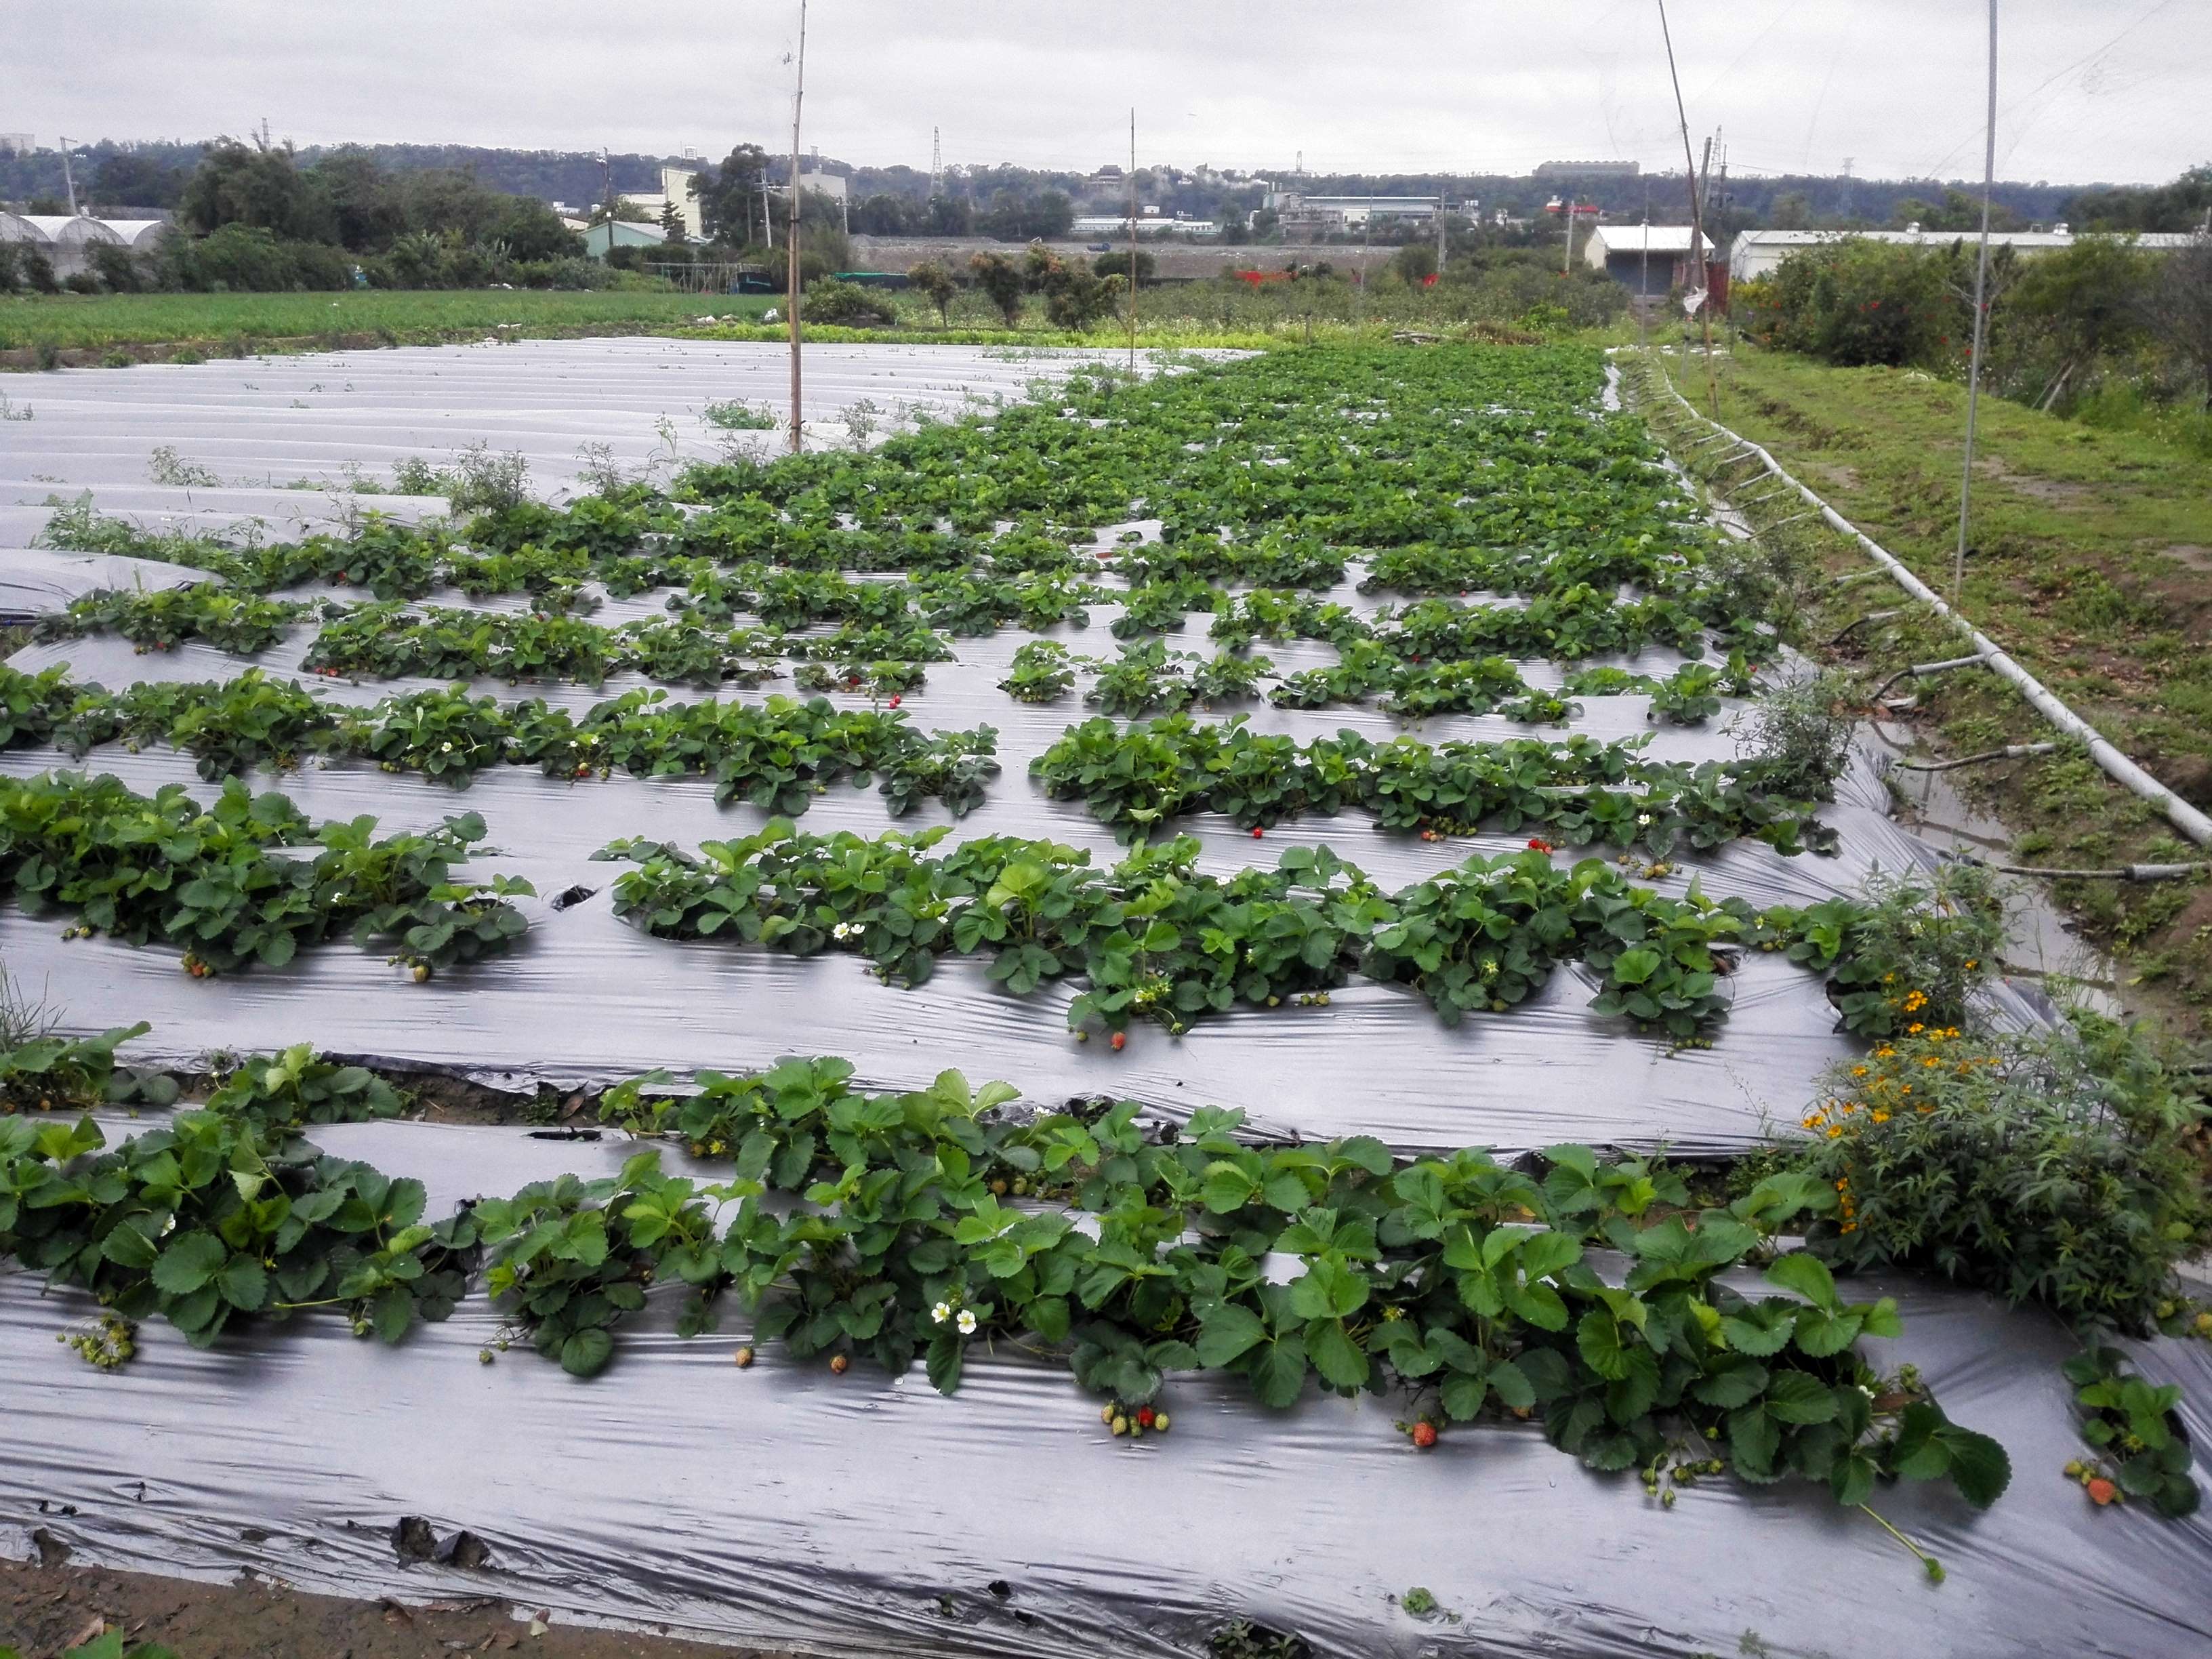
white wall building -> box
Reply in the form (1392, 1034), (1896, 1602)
(1730, 226), (2201, 283)
(610, 165), (706, 239)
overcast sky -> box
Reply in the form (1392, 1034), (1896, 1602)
(14, 0), (2209, 186)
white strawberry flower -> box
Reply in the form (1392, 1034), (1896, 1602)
(1636, 812), (1653, 826)
(931, 1301), (951, 1324)
(957, 1308), (978, 1335)
(441, 741), (454, 753)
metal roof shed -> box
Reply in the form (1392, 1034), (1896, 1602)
(1582, 224), (1700, 295)
(581, 220), (670, 260)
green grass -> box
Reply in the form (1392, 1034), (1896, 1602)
(1637, 339), (2212, 1033)
(1, 276), (1590, 363)
(0, 288), (777, 354)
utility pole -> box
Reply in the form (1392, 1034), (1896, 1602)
(1656, 0), (1719, 415)
(1694, 136), (1719, 407)
(598, 150), (615, 260)
(788, 0), (808, 455)
(58, 137), (78, 215)
(930, 127), (943, 200)
(1435, 190), (1448, 281)
(1952, 0), (1998, 602)
(1128, 109), (1139, 375)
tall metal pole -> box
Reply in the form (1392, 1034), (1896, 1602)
(1657, 0), (1718, 413)
(58, 138), (78, 216)
(1952, 0), (1999, 602)
(1639, 216), (1650, 349)
(787, 0), (808, 455)
(1128, 109), (1138, 374)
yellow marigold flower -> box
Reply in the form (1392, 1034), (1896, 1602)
(1826, 1125), (1843, 1139)
(1922, 1057), (1940, 1067)
(1871, 1109), (1890, 1123)
(1963, 960), (1978, 970)
(1908, 1023), (1925, 1034)
(1851, 1065), (1869, 1078)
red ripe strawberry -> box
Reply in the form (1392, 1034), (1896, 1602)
(1412, 1421), (1438, 1450)
(1250, 826), (1263, 838)
(1136, 1406), (1156, 1429)
(888, 695), (902, 708)
(2087, 1477), (2118, 1505)
(1109, 1031), (1126, 1051)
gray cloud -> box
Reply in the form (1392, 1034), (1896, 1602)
(19, 0), (2211, 184)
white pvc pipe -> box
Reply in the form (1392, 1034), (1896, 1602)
(1642, 353), (2212, 847)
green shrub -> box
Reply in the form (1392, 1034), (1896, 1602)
(1794, 1022), (2207, 1332)
(1739, 241), (1969, 367)
(800, 279), (896, 327)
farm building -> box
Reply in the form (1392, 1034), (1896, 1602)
(1580, 223), (1702, 293)
(1729, 224), (2203, 282)
(577, 218), (674, 258)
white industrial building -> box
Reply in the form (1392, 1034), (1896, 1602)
(1264, 192), (1440, 235)
(1730, 225), (2202, 283)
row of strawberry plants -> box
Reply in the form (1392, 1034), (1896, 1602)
(598, 827), (1966, 1042)
(2, 665), (1000, 817)
(1029, 716), (1838, 855)
(0, 770), (531, 978)
(0, 1107), (477, 1349)
(41, 493), (1094, 602)
(0, 1042), (2009, 1530)
(41, 587), (956, 692)
(1268, 642), (1753, 721)
(494, 1061), (2014, 1529)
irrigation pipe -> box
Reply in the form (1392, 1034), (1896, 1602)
(1639, 352), (2212, 848)
(1893, 741), (2059, 773)
(1870, 654), (1988, 705)
(1950, 855), (2211, 883)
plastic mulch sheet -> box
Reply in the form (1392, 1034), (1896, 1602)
(5, 340), (2201, 1658)
(4, 1120), (2210, 1659)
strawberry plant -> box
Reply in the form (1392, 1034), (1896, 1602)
(2064, 1344), (2199, 1517)
(205, 1042), (412, 1127)
(474, 1153), (754, 1373)
(0, 1107), (477, 1348)
(1111, 577), (1217, 639)
(1, 1021), (177, 1111)
(0, 771), (531, 977)
(40, 585), (312, 656)
(0, 662), (77, 749)
(1000, 639), (1077, 702)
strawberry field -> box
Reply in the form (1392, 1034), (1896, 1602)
(3, 339), (2207, 1658)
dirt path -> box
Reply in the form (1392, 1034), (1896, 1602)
(0, 1557), (787, 1659)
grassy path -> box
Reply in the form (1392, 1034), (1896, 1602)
(1645, 342), (2212, 1034)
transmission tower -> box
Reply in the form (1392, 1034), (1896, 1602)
(930, 127), (943, 199)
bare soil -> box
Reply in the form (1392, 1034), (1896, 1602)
(1, 1555), (788, 1659)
